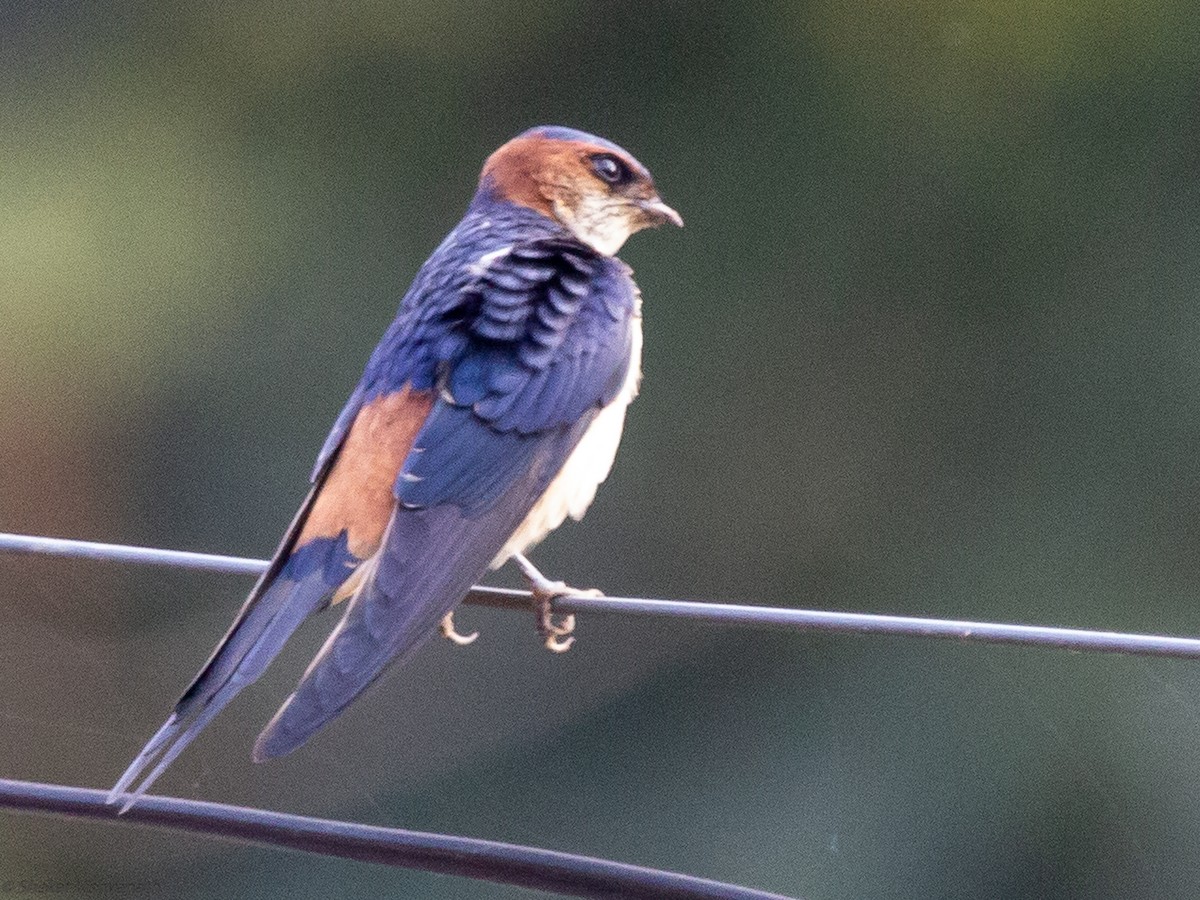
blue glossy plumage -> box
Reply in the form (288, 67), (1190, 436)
(310, 199), (567, 479)
(253, 422), (590, 761)
(316, 198), (637, 515)
(254, 196), (642, 757)
(176, 520), (358, 711)
(174, 537), (353, 708)
(113, 177), (647, 794)
(107, 479), (362, 807)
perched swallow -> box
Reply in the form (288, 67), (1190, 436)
(108, 126), (680, 808)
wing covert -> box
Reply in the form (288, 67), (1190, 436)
(252, 239), (642, 758)
(396, 240), (637, 513)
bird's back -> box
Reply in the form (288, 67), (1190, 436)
(109, 125), (676, 807)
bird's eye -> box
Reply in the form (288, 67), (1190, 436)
(591, 154), (629, 186)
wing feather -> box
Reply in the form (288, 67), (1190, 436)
(112, 210), (643, 792)
(255, 241), (639, 758)
(108, 389), (433, 806)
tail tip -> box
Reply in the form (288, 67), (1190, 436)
(251, 727), (286, 763)
(251, 692), (305, 763)
(104, 785), (143, 814)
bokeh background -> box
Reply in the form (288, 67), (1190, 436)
(4, 1), (1200, 897)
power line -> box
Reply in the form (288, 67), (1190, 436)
(0, 778), (791, 900)
(2, 531), (1200, 660)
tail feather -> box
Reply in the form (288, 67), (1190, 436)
(252, 480), (548, 761)
(107, 532), (354, 808)
(107, 714), (180, 805)
(252, 424), (588, 761)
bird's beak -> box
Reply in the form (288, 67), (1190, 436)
(635, 197), (684, 228)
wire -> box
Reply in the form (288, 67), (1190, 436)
(0, 532), (265, 576)
(2, 531), (1200, 660)
(3, 529), (1195, 898)
(0, 778), (791, 900)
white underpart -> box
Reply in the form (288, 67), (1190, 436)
(491, 302), (643, 568)
(556, 196), (639, 257)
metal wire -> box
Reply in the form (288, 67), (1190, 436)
(3, 530), (1200, 660)
(4, 528), (1198, 899)
(0, 778), (792, 900)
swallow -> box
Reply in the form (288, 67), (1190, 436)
(107, 125), (681, 809)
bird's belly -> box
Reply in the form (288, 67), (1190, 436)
(491, 314), (643, 567)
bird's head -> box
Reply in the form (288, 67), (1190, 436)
(478, 125), (682, 256)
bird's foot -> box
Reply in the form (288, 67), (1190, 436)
(439, 610), (479, 646)
(511, 553), (603, 654)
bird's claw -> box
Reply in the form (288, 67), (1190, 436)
(439, 610), (479, 646)
(535, 590), (577, 654)
(511, 552), (602, 654)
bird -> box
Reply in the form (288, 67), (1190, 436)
(107, 125), (681, 810)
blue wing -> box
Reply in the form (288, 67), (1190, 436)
(253, 238), (639, 759)
(108, 386), (436, 808)
(108, 462), (355, 807)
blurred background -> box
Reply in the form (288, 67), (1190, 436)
(3, 0), (1200, 897)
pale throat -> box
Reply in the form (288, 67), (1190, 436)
(553, 195), (640, 257)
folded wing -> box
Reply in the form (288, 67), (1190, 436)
(108, 387), (434, 807)
(110, 233), (639, 797)
(254, 240), (639, 759)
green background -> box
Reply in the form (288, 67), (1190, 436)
(4, 1), (1200, 897)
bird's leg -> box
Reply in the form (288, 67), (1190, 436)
(439, 610), (479, 646)
(510, 553), (603, 654)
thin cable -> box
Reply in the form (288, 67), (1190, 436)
(0, 532), (266, 575)
(3, 531), (1200, 660)
(0, 778), (791, 900)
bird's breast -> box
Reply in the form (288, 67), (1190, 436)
(491, 310), (643, 567)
